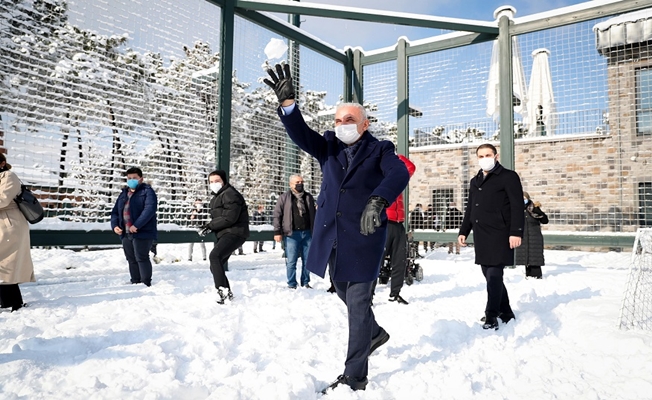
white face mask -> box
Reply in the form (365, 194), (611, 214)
(478, 157), (496, 171)
(335, 123), (361, 145)
(210, 182), (223, 193)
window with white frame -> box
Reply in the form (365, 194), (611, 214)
(636, 67), (652, 135)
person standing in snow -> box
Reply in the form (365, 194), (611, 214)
(199, 170), (249, 304)
(458, 144), (524, 330)
(514, 192), (549, 279)
(263, 63), (409, 393)
(273, 174), (316, 289)
(445, 202), (463, 255)
(409, 203), (425, 257)
(371, 154), (415, 305)
(0, 153), (34, 311)
(111, 167), (158, 287)
(251, 204), (267, 253)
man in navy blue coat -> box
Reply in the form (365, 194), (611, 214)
(458, 144), (524, 330)
(264, 63), (409, 393)
(111, 167), (158, 287)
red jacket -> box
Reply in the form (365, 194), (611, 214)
(385, 154), (415, 222)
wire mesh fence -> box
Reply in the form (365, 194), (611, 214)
(0, 0), (223, 226)
(406, 13), (651, 238)
(2, 0), (651, 249)
(0, 0), (342, 231)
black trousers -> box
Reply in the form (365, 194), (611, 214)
(209, 233), (246, 289)
(121, 236), (154, 286)
(481, 265), (513, 318)
(372, 221), (407, 297)
(330, 249), (382, 379)
(0, 284), (23, 309)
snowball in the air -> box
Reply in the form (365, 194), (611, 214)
(264, 38), (288, 60)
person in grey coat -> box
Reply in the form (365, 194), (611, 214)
(514, 192), (549, 279)
(458, 143), (524, 330)
(273, 175), (317, 289)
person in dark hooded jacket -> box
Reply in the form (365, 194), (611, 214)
(199, 170), (250, 304)
(514, 191), (549, 279)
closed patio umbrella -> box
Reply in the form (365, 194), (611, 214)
(486, 36), (528, 124)
(527, 48), (556, 136)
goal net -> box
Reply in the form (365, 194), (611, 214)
(619, 228), (652, 330)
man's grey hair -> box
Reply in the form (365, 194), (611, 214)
(289, 174), (303, 183)
(336, 102), (368, 121)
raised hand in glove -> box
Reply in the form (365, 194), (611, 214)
(262, 63), (296, 105)
(360, 196), (388, 236)
(198, 225), (212, 237)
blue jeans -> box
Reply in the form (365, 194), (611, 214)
(122, 236), (153, 286)
(284, 230), (312, 287)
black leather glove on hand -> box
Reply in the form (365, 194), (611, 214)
(198, 225), (211, 237)
(262, 63), (296, 104)
(360, 196), (388, 236)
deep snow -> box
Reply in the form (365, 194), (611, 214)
(1, 243), (651, 400)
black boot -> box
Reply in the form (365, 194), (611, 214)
(482, 316), (499, 330)
(217, 288), (227, 305)
(321, 374), (368, 394)
(389, 294), (409, 305)
(499, 312), (515, 324)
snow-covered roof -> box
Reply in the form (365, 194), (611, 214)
(593, 8), (652, 52)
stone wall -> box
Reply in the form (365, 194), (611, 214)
(407, 130), (648, 233)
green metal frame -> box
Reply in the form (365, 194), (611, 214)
(30, 230), (275, 247)
(31, 0), (649, 247)
(410, 231), (635, 248)
(234, 0), (499, 34)
(216, 1), (236, 171)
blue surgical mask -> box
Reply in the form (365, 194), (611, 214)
(127, 179), (140, 189)
(524, 199), (529, 205)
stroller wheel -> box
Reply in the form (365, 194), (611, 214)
(405, 273), (414, 286)
(415, 265), (424, 281)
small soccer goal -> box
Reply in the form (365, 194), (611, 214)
(619, 228), (652, 330)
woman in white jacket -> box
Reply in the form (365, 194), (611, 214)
(0, 153), (34, 311)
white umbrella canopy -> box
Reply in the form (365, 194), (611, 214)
(527, 48), (556, 136)
(486, 37), (529, 123)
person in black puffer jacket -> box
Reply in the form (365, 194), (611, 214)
(199, 170), (250, 304)
(514, 191), (549, 279)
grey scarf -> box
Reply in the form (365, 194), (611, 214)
(292, 189), (306, 216)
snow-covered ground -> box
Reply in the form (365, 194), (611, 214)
(1, 243), (651, 399)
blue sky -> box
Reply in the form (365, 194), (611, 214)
(294, 0), (588, 51)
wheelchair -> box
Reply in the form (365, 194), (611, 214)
(378, 232), (424, 286)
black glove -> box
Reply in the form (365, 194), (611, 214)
(360, 196), (388, 236)
(198, 225), (211, 237)
(262, 63), (296, 104)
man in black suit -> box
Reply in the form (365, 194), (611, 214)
(458, 144), (524, 330)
